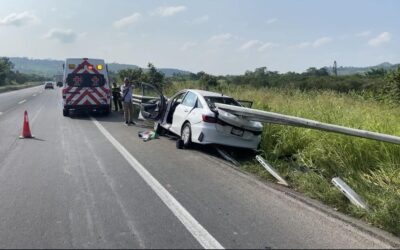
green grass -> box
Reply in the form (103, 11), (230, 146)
(166, 81), (400, 236)
(0, 82), (43, 93)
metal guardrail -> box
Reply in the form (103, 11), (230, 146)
(215, 103), (400, 145)
(132, 94), (155, 105)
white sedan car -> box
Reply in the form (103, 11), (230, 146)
(140, 83), (263, 150)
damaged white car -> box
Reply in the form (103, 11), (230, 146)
(139, 83), (263, 150)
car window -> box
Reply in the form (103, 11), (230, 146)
(173, 92), (186, 103)
(204, 96), (241, 109)
(181, 92), (197, 107)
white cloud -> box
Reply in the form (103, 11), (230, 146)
(44, 28), (77, 43)
(240, 40), (263, 50)
(152, 6), (187, 17)
(113, 13), (142, 29)
(207, 33), (233, 44)
(355, 30), (371, 37)
(368, 32), (391, 47)
(312, 37), (332, 47)
(181, 42), (197, 51)
(240, 40), (276, 51)
(193, 15), (209, 24)
(0, 11), (38, 27)
(290, 37), (332, 49)
(266, 18), (278, 24)
(258, 42), (275, 51)
(291, 42), (311, 49)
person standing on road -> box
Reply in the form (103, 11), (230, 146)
(112, 82), (122, 112)
(120, 77), (135, 126)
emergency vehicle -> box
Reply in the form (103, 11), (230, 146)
(62, 58), (111, 116)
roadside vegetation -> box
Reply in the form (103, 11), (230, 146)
(0, 57), (48, 93)
(161, 67), (400, 236)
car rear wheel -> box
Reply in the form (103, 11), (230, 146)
(63, 109), (69, 117)
(181, 123), (192, 148)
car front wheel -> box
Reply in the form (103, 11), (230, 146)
(181, 123), (192, 148)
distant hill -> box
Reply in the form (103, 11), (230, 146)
(7, 57), (191, 77)
(325, 62), (400, 76)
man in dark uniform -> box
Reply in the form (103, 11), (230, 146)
(112, 82), (122, 111)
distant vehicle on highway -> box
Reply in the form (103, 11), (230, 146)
(54, 74), (63, 87)
(61, 58), (112, 116)
(140, 83), (263, 150)
(44, 82), (54, 89)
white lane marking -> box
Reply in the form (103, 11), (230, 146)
(32, 94), (37, 97)
(0, 112), (3, 116)
(31, 106), (44, 125)
(18, 99), (27, 104)
(91, 117), (224, 250)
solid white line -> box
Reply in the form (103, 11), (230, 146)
(32, 94), (37, 97)
(91, 117), (224, 250)
(0, 112), (3, 116)
(18, 99), (27, 104)
(31, 106), (44, 125)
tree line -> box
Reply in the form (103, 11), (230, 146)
(0, 57), (48, 86)
(169, 66), (400, 104)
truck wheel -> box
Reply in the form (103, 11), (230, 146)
(63, 109), (69, 117)
(104, 106), (111, 116)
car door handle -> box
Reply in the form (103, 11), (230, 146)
(183, 109), (189, 112)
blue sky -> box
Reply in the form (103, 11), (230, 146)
(0, 0), (399, 75)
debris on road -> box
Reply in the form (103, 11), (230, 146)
(138, 130), (159, 142)
(215, 146), (240, 167)
(256, 155), (289, 186)
(331, 177), (369, 210)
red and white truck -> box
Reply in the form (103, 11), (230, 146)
(61, 58), (112, 116)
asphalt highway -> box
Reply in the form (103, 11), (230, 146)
(0, 86), (398, 248)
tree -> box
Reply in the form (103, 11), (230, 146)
(146, 63), (164, 85)
(198, 72), (217, 90)
(366, 68), (386, 77)
(143, 63), (165, 90)
(304, 67), (329, 76)
(0, 57), (14, 85)
(118, 68), (144, 83)
(383, 66), (400, 103)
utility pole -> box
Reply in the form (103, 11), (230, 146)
(333, 60), (338, 77)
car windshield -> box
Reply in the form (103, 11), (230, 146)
(66, 73), (105, 87)
(204, 96), (241, 109)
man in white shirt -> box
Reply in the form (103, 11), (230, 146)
(120, 77), (135, 125)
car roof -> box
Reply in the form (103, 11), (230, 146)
(187, 89), (231, 98)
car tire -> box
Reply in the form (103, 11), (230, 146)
(63, 109), (69, 117)
(176, 139), (184, 149)
(181, 122), (192, 148)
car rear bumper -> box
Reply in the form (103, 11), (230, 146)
(191, 122), (261, 149)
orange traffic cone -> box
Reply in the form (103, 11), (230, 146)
(19, 110), (34, 139)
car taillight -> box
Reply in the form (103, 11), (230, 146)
(202, 114), (217, 123)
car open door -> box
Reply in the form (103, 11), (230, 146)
(140, 83), (166, 121)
